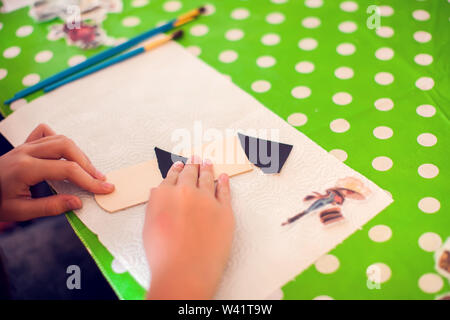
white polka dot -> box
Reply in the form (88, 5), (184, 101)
(298, 38), (318, 50)
(313, 295), (334, 300)
(417, 133), (437, 147)
(122, 16), (140, 27)
(296, 61), (315, 74)
(334, 67), (353, 79)
(413, 10), (430, 21)
(414, 31), (432, 43)
(163, 1), (181, 12)
(251, 80), (271, 93)
(10, 99), (27, 111)
(338, 21), (357, 33)
(231, 8), (249, 20)
(416, 104), (435, 117)
(367, 263), (391, 283)
(271, 0), (287, 3)
(418, 273), (443, 293)
(0, 69), (7, 80)
(305, 0), (323, 8)
(376, 26), (394, 38)
(111, 259), (127, 273)
(287, 113), (308, 126)
(418, 164), (439, 179)
(332, 92), (352, 105)
(22, 74), (40, 86)
(418, 197), (440, 214)
(302, 17), (321, 28)
(419, 232), (442, 252)
(375, 47), (394, 61)
(372, 156), (393, 171)
(373, 126), (393, 140)
(68, 55), (86, 66)
(329, 149), (347, 161)
(340, 1), (358, 12)
(414, 54), (433, 66)
(415, 77), (434, 91)
(261, 33), (280, 46)
(266, 12), (285, 24)
(3, 46), (21, 59)
(330, 119), (350, 133)
(379, 5), (394, 17)
(219, 50), (238, 63)
(369, 225), (392, 242)
(190, 24), (209, 36)
(336, 43), (355, 55)
(35, 50), (53, 63)
(225, 29), (244, 41)
(375, 72), (394, 85)
(315, 254), (339, 274)
(203, 4), (216, 16)
(374, 98), (394, 111)
(266, 288), (284, 300)
(291, 86), (311, 99)
(186, 46), (201, 56)
(0, 23), (2, 30)
(131, 0), (149, 7)
(257, 56), (276, 68)
(16, 25), (33, 37)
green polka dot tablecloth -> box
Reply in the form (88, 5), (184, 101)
(0, 0), (449, 300)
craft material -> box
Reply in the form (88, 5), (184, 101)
(237, 133), (293, 174)
(94, 159), (162, 213)
(154, 147), (188, 179)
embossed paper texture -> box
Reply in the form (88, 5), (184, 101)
(0, 42), (393, 299)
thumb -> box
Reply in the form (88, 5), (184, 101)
(216, 174), (231, 206)
(9, 195), (82, 221)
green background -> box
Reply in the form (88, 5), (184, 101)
(0, 0), (448, 299)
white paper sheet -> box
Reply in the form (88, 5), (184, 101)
(0, 42), (393, 299)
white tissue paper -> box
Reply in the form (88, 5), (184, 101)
(0, 42), (393, 299)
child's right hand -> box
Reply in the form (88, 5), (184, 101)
(143, 158), (235, 299)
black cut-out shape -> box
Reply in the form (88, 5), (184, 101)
(154, 147), (188, 178)
(237, 132), (293, 174)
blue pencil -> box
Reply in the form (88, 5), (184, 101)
(44, 31), (184, 93)
(4, 6), (205, 105)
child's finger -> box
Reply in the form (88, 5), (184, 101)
(31, 159), (114, 194)
(216, 173), (231, 205)
(160, 161), (184, 186)
(198, 159), (214, 193)
(27, 135), (105, 180)
(178, 156), (200, 186)
(25, 123), (56, 143)
(5, 195), (82, 221)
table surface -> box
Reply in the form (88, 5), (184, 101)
(0, 0), (448, 300)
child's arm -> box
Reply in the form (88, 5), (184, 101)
(0, 124), (114, 221)
(143, 158), (235, 300)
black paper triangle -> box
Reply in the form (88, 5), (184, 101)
(237, 133), (293, 174)
(154, 147), (188, 178)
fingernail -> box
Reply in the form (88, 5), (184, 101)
(189, 155), (201, 164)
(219, 173), (229, 183)
(67, 198), (82, 210)
(173, 161), (184, 169)
(203, 158), (212, 166)
(102, 182), (115, 191)
(95, 169), (106, 180)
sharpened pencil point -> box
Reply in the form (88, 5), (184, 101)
(198, 6), (206, 14)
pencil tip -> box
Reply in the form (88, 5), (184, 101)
(198, 6), (206, 14)
(172, 30), (184, 40)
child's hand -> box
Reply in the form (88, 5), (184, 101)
(144, 158), (235, 299)
(0, 124), (114, 221)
